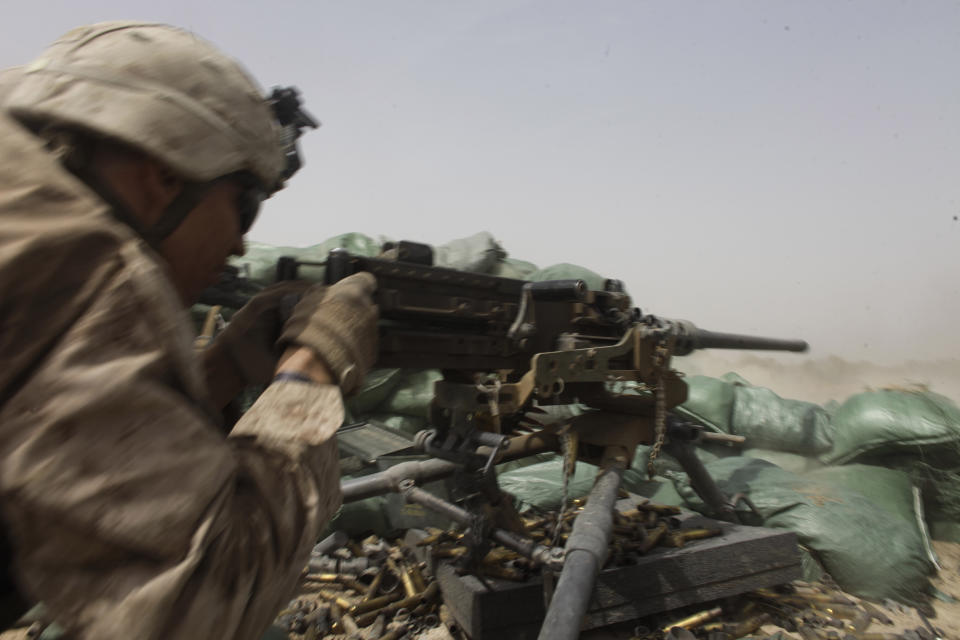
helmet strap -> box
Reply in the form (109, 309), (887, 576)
(39, 126), (215, 248)
(141, 182), (213, 246)
(61, 155), (153, 241)
(63, 152), (212, 249)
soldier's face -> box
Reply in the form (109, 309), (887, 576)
(160, 180), (247, 305)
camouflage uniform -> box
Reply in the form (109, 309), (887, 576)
(0, 25), (345, 640)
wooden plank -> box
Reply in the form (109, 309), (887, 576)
(435, 520), (801, 640)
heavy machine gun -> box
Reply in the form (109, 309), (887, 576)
(203, 241), (808, 640)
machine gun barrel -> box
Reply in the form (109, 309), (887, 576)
(687, 329), (808, 353)
(665, 319), (808, 356)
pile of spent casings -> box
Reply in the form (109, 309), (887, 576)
(423, 499), (723, 583)
(277, 532), (447, 640)
(273, 499), (727, 639)
(646, 582), (944, 640)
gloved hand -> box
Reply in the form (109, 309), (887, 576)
(279, 272), (378, 394)
(211, 280), (312, 386)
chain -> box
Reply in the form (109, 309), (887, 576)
(646, 340), (670, 479)
(552, 430), (578, 546)
(474, 375), (502, 418)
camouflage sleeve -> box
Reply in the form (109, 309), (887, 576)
(0, 241), (342, 640)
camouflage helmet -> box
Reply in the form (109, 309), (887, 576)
(4, 21), (289, 192)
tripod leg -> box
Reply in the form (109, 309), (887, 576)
(665, 439), (738, 522)
(537, 447), (627, 640)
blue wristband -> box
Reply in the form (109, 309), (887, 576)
(272, 371), (318, 385)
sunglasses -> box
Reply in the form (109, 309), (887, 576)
(229, 172), (267, 234)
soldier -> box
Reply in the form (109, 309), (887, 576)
(0, 22), (375, 639)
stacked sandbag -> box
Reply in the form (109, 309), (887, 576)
(668, 457), (934, 605)
(682, 373), (834, 455)
(823, 388), (960, 543)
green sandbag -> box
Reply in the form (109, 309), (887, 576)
(530, 263), (607, 291)
(496, 452), (558, 475)
(621, 444), (725, 493)
(805, 464), (919, 525)
(681, 375), (737, 433)
(431, 231), (506, 273)
(825, 389), (960, 464)
(346, 368), (404, 416)
(742, 448), (824, 474)
(679, 374), (832, 454)
(499, 460), (600, 511)
(365, 413), (428, 439)
(379, 370), (442, 419)
(821, 390), (960, 528)
(491, 257), (539, 280)
(232, 233), (381, 288)
(326, 495), (390, 537)
(730, 384), (833, 455)
(500, 453), (691, 512)
(671, 457), (932, 605)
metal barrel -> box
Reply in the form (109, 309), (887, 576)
(668, 319), (808, 356)
(691, 329), (808, 352)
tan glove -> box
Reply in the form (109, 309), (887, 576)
(279, 272), (378, 394)
(210, 280), (312, 386)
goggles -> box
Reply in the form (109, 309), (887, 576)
(228, 172), (267, 234)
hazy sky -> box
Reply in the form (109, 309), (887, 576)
(3, 1), (959, 364)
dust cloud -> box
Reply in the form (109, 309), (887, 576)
(678, 352), (960, 406)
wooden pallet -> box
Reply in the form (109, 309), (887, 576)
(433, 514), (801, 640)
